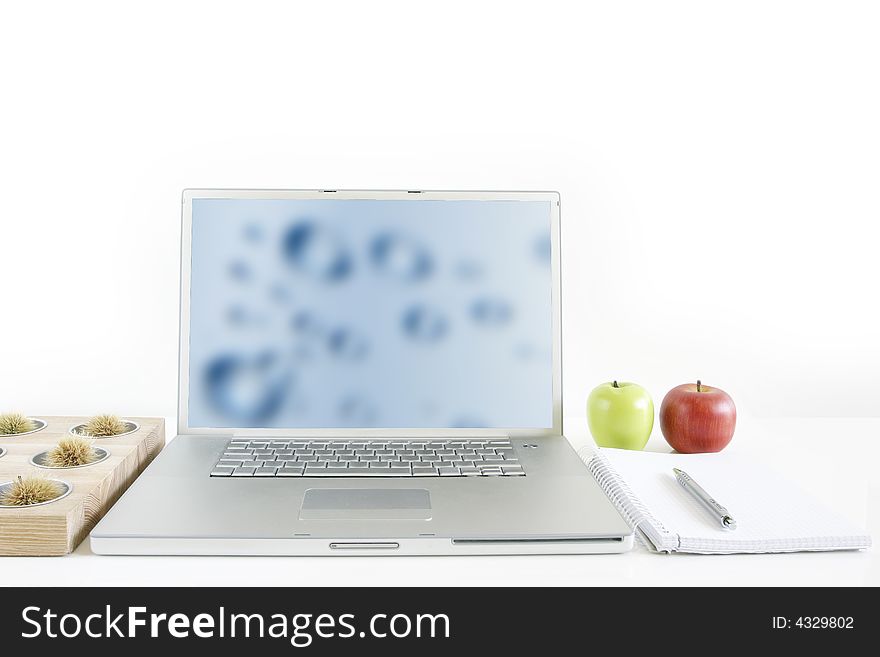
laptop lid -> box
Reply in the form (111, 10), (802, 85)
(178, 189), (562, 438)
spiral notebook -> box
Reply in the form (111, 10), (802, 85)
(581, 447), (872, 554)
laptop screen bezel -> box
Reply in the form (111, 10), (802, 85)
(178, 189), (562, 438)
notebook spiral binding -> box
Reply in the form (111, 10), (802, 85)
(585, 450), (673, 542)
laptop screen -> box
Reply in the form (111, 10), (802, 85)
(187, 197), (554, 429)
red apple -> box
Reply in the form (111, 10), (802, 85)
(659, 380), (736, 453)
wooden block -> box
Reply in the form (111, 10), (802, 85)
(0, 416), (164, 556)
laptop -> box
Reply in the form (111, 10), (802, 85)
(90, 189), (633, 555)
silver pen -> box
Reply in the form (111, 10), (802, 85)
(673, 468), (737, 530)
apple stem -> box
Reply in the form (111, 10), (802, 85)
(697, 380), (702, 392)
(612, 380), (619, 388)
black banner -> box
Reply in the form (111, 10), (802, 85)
(0, 587), (868, 653)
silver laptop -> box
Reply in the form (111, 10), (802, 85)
(90, 189), (632, 555)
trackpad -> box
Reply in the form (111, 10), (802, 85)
(299, 488), (432, 520)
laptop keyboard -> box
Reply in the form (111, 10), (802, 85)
(210, 438), (524, 478)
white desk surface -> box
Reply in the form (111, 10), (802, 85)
(2, 415), (877, 587)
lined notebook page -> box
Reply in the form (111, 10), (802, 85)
(585, 448), (871, 554)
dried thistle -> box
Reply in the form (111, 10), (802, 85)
(45, 435), (99, 468)
(83, 414), (129, 437)
(0, 475), (65, 506)
(0, 412), (35, 435)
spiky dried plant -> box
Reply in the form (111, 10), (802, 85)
(83, 414), (128, 437)
(0, 412), (35, 435)
(0, 475), (65, 506)
(45, 435), (99, 468)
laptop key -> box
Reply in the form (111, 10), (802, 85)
(309, 470), (410, 478)
(211, 466), (234, 477)
(231, 467), (257, 476)
(303, 465), (331, 475)
(254, 466), (278, 476)
(438, 466), (461, 476)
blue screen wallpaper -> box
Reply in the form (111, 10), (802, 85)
(188, 198), (553, 429)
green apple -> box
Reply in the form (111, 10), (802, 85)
(587, 381), (654, 450)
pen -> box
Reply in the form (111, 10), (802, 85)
(672, 468), (737, 530)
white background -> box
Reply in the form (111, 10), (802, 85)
(0, 1), (878, 585)
(2, 0), (878, 423)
